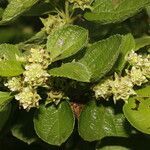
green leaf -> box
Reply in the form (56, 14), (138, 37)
(0, 0), (39, 24)
(96, 145), (129, 150)
(80, 35), (122, 81)
(34, 101), (75, 146)
(135, 36), (150, 51)
(136, 86), (150, 97)
(0, 44), (24, 76)
(114, 34), (135, 73)
(123, 96), (150, 134)
(84, 0), (150, 24)
(11, 110), (38, 145)
(78, 100), (129, 141)
(0, 8), (4, 18)
(0, 103), (11, 132)
(49, 62), (91, 82)
(0, 92), (13, 110)
(47, 25), (88, 61)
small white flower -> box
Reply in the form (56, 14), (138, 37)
(93, 79), (111, 100)
(27, 48), (50, 68)
(126, 50), (143, 67)
(23, 63), (50, 87)
(110, 74), (136, 102)
(69, 0), (93, 10)
(127, 67), (148, 86)
(15, 87), (41, 110)
(4, 77), (22, 92)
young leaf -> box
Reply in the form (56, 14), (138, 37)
(0, 92), (13, 110)
(0, 0), (39, 24)
(135, 36), (150, 51)
(11, 110), (38, 145)
(123, 96), (150, 134)
(34, 101), (75, 146)
(136, 86), (150, 97)
(84, 0), (150, 24)
(0, 103), (11, 132)
(0, 44), (24, 76)
(78, 100), (129, 141)
(79, 35), (122, 82)
(47, 25), (88, 61)
(49, 62), (91, 82)
(114, 34), (135, 73)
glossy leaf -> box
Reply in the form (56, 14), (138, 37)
(1, 0), (38, 24)
(0, 104), (11, 131)
(78, 100), (129, 141)
(49, 62), (91, 82)
(0, 92), (13, 110)
(80, 35), (122, 81)
(34, 101), (75, 146)
(123, 96), (150, 134)
(0, 44), (24, 76)
(47, 25), (88, 61)
(84, 0), (150, 24)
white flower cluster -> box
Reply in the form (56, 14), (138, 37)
(5, 48), (50, 110)
(93, 51), (150, 103)
(41, 15), (67, 34)
(68, 0), (93, 10)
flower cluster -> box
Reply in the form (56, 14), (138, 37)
(68, 0), (93, 10)
(5, 48), (51, 110)
(41, 15), (67, 34)
(93, 51), (150, 103)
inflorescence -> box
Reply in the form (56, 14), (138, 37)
(93, 51), (150, 103)
(5, 48), (51, 110)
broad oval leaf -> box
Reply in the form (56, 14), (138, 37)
(0, 0), (39, 24)
(78, 100), (129, 141)
(0, 44), (24, 76)
(0, 103), (11, 131)
(47, 25), (88, 61)
(49, 62), (91, 82)
(34, 101), (75, 146)
(84, 0), (150, 24)
(123, 96), (150, 134)
(0, 92), (13, 110)
(80, 35), (122, 82)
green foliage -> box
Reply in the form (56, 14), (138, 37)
(123, 86), (150, 134)
(0, 92), (13, 110)
(0, 44), (24, 76)
(84, 0), (150, 23)
(34, 101), (75, 146)
(0, 0), (149, 149)
(0, 0), (39, 24)
(47, 25), (88, 61)
(0, 104), (11, 132)
(78, 100), (129, 141)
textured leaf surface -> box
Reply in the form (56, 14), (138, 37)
(114, 34), (135, 73)
(47, 25), (88, 61)
(84, 0), (150, 23)
(34, 101), (75, 146)
(123, 96), (150, 134)
(11, 111), (38, 145)
(1, 0), (38, 24)
(80, 35), (122, 81)
(78, 100), (129, 141)
(49, 62), (91, 82)
(0, 44), (24, 76)
(135, 36), (150, 51)
(0, 104), (11, 131)
(0, 92), (13, 110)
